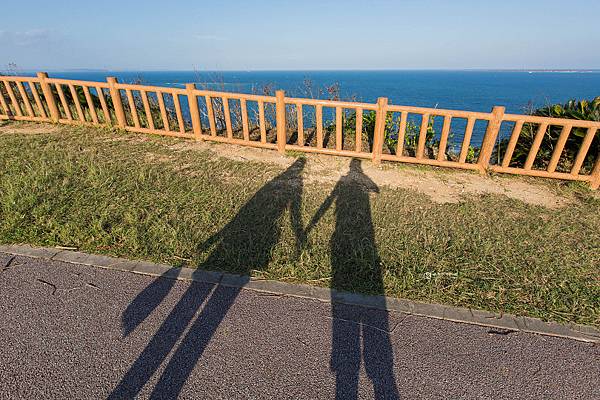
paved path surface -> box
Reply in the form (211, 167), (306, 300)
(0, 253), (598, 399)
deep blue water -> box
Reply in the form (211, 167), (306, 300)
(35, 70), (600, 114)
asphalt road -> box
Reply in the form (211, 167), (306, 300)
(0, 253), (598, 399)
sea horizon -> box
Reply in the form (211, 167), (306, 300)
(12, 68), (600, 74)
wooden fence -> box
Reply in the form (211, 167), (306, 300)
(1, 72), (599, 189)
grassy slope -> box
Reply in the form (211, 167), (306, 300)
(1, 122), (598, 327)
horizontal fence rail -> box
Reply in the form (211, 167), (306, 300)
(1, 73), (599, 189)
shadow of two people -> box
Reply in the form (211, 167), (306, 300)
(110, 158), (399, 400)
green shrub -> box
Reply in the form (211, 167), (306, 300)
(497, 97), (600, 172)
(343, 111), (442, 158)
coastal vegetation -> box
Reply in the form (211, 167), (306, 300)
(496, 97), (600, 173)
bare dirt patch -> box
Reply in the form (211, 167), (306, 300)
(0, 121), (61, 135)
(168, 139), (571, 209)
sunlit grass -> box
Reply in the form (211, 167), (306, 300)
(0, 122), (598, 327)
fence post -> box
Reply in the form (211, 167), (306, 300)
(275, 90), (286, 153)
(186, 83), (203, 141)
(107, 77), (126, 128)
(590, 153), (600, 190)
(372, 97), (388, 164)
(36, 72), (59, 122)
(478, 106), (505, 173)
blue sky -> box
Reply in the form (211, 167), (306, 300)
(3, 0), (600, 71)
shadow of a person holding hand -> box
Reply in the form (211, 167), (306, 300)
(110, 158), (306, 399)
(306, 159), (400, 399)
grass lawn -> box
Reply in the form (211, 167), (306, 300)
(1, 121), (599, 328)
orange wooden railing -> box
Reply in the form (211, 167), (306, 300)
(1, 73), (599, 189)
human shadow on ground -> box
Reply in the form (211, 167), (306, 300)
(307, 159), (400, 399)
(109, 158), (306, 399)
(121, 268), (180, 337)
(111, 157), (399, 399)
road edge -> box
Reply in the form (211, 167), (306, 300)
(1, 244), (598, 343)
